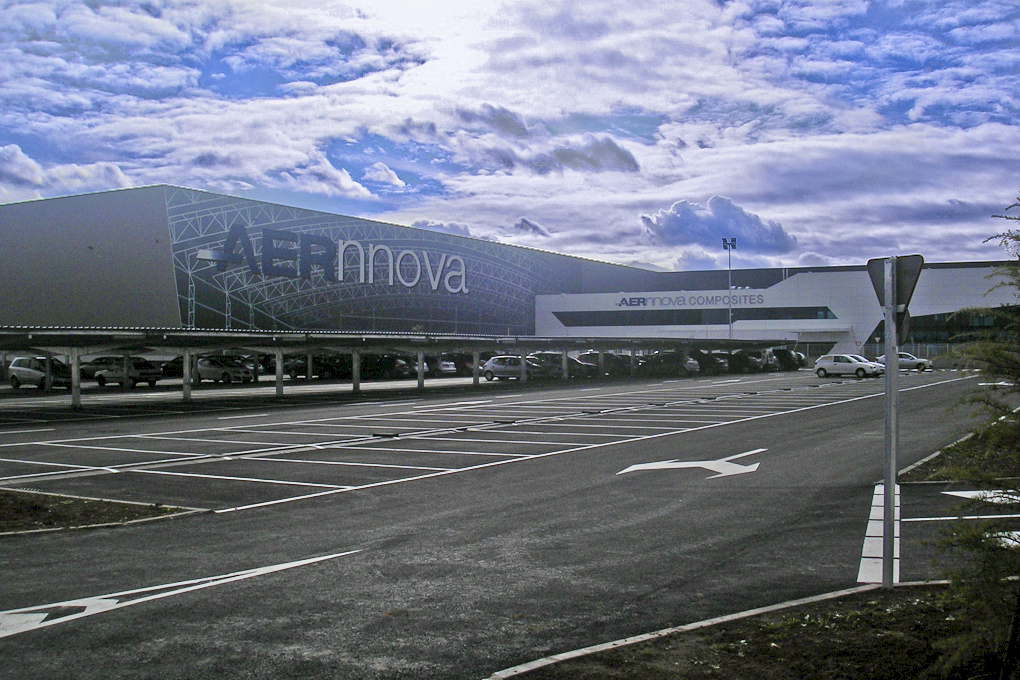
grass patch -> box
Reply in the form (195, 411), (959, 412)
(519, 585), (962, 680)
(0, 489), (185, 533)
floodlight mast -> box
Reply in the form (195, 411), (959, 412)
(722, 238), (736, 339)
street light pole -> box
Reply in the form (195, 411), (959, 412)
(722, 238), (737, 339)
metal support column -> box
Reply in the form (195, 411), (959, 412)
(275, 348), (284, 398)
(70, 347), (81, 410)
(561, 350), (569, 381)
(417, 350), (425, 389)
(352, 350), (361, 394)
(472, 350), (480, 387)
(182, 349), (192, 403)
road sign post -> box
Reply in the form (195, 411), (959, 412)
(882, 257), (899, 590)
(868, 254), (923, 590)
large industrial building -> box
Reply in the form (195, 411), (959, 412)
(0, 185), (1013, 357)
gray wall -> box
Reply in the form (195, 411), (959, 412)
(0, 186), (180, 327)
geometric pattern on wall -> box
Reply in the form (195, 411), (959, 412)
(164, 186), (583, 334)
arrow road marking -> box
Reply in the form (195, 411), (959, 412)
(617, 448), (765, 479)
(0, 549), (361, 639)
(943, 490), (1020, 504)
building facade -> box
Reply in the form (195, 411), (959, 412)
(0, 185), (1013, 353)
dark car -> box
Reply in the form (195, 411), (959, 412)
(161, 356), (185, 377)
(636, 351), (700, 378)
(727, 350), (764, 373)
(576, 351), (633, 377)
(528, 352), (566, 379)
(567, 357), (598, 378)
(772, 349), (802, 371)
(284, 354), (351, 379)
(690, 349), (728, 375)
(360, 354), (415, 380)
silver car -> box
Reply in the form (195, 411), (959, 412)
(481, 355), (544, 381)
(814, 354), (884, 378)
(195, 357), (254, 384)
(95, 357), (162, 388)
(876, 352), (932, 372)
(8, 356), (72, 389)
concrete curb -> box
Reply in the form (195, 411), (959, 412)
(484, 581), (947, 679)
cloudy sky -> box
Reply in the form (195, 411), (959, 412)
(2, 0), (1018, 271)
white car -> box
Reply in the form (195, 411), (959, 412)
(876, 352), (932, 372)
(195, 357), (254, 384)
(814, 354), (884, 378)
(95, 357), (163, 388)
(481, 355), (544, 381)
(8, 356), (72, 389)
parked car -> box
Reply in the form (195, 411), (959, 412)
(161, 356), (185, 378)
(8, 356), (72, 389)
(566, 357), (599, 378)
(728, 350), (765, 373)
(527, 352), (566, 378)
(814, 354), (884, 378)
(876, 352), (932, 372)
(690, 349), (728, 375)
(481, 355), (545, 381)
(772, 349), (803, 371)
(636, 351), (700, 378)
(195, 356), (254, 384)
(443, 352), (481, 376)
(95, 357), (163, 387)
(360, 355), (415, 380)
(80, 356), (122, 380)
(425, 355), (458, 378)
(575, 351), (633, 377)
(283, 354), (350, 379)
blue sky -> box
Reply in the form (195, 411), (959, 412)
(1, 0), (1018, 270)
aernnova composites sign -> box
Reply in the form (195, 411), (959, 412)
(615, 292), (767, 308)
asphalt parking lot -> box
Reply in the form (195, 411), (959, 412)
(1, 368), (1005, 680)
(2, 371), (926, 513)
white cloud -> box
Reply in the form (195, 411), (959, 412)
(0, 0), (1016, 272)
(0, 144), (131, 199)
(410, 218), (472, 237)
(642, 197), (797, 254)
(363, 161), (405, 187)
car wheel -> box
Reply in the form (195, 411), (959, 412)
(816, 368), (827, 377)
(129, 379), (137, 389)
(222, 372), (231, 384)
(856, 368), (867, 378)
(484, 370), (494, 381)
(916, 363), (925, 371)
(96, 374), (106, 387)
(242, 377), (252, 384)
(148, 379), (157, 387)
(37, 376), (47, 390)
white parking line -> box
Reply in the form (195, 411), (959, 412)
(244, 457), (452, 471)
(218, 413), (270, 420)
(131, 469), (351, 489)
(0, 428), (56, 435)
(323, 444), (530, 458)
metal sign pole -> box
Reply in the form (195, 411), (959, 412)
(883, 256), (898, 589)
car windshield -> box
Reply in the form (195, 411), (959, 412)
(850, 355), (869, 362)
